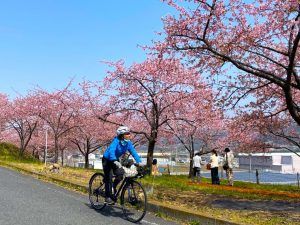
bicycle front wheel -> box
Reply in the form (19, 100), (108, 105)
(121, 180), (147, 223)
(89, 172), (106, 210)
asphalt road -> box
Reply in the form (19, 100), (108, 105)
(0, 167), (179, 225)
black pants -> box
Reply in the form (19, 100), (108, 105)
(192, 167), (201, 182)
(102, 157), (125, 198)
(211, 167), (220, 184)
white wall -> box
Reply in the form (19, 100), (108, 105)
(272, 155), (281, 165)
(238, 153), (300, 173)
(93, 160), (103, 169)
(292, 155), (300, 173)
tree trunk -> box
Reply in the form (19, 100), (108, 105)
(19, 139), (25, 158)
(44, 146), (46, 164)
(189, 151), (194, 178)
(54, 138), (59, 163)
(85, 154), (89, 169)
(147, 139), (156, 175)
(19, 147), (25, 158)
(188, 136), (195, 178)
(189, 141), (195, 178)
(61, 149), (64, 166)
(85, 140), (90, 169)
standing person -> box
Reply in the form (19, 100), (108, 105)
(192, 152), (201, 183)
(152, 159), (162, 176)
(210, 149), (220, 185)
(102, 126), (142, 204)
(223, 147), (234, 186)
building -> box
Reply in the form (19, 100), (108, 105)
(136, 152), (175, 165)
(238, 152), (300, 173)
(66, 150), (190, 169)
(66, 153), (98, 169)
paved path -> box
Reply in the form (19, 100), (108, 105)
(0, 167), (179, 225)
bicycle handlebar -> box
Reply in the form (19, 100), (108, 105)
(133, 163), (145, 167)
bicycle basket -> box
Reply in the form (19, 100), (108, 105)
(123, 165), (138, 177)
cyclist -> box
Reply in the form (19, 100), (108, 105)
(102, 126), (142, 204)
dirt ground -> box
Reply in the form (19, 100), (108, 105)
(149, 182), (300, 225)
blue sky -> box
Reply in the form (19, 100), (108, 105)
(0, 0), (173, 98)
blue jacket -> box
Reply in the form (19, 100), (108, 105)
(103, 137), (141, 163)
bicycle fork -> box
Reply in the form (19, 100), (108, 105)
(127, 184), (138, 204)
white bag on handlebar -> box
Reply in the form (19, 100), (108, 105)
(123, 165), (138, 177)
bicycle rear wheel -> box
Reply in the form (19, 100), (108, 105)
(89, 173), (106, 210)
(121, 180), (147, 223)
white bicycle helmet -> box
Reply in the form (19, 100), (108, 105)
(117, 126), (130, 136)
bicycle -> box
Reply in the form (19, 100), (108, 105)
(88, 164), (147, 223)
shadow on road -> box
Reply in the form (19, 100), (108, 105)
(85, 203), (125, 219)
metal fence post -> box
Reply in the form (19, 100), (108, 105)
(297, 172), (299, 189)
(221, 167), (224, 179)
(256, 169), (260, 185)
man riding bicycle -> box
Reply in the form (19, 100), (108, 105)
(102, 126), (142, 204)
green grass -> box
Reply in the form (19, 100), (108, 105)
(0, 142), (19, 158)
(0, 142), (39, 163)
(233, 179), (299, 192)
(141, 174), (299, 201)
(177, 174), (297, 192)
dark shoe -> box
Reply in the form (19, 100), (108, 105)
(104, 197), (114, 205)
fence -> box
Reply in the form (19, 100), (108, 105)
(213, 168), (300, 187)
(158, 163), (300, 188)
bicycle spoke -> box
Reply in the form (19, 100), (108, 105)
(89, 173), (106, 210)
(121, 180), (147, 223)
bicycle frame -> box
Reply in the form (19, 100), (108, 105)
(112, 176), (134, 200)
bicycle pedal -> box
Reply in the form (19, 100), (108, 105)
(104, 197), (114, 205)
(106, 201), (115, 205)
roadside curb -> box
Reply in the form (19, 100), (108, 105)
(0, 162), (239, 225)
(147, 200), (239, 225)
(0, 161), (88, 193)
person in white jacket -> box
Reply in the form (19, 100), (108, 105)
(192, 152), (201, 183)
(223, 148), (234, 186)
(210, 149), (220, 185)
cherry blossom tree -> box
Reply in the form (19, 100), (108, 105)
(0, 93), (9, 141)
(33, 86), (79, 163)
(1, 128), (19, 149)
(26, 127), (50, 161)
(5, 95), (40, 157)
(159, 0), (300, 128)
(262, 118), (300, 157)
(232, 110), (300, 157)
(68, 102), (113, 168)
(226, 121), (269, 153)
(91, 57), (206, 169)
(164, 95), (226, 176)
